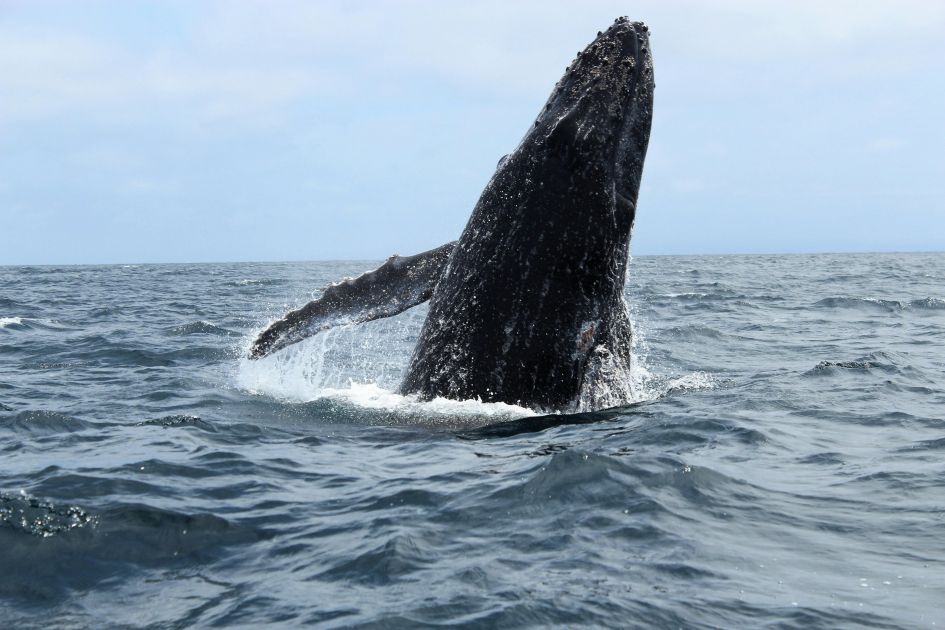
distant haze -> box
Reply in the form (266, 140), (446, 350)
(1, 0), (943, 264)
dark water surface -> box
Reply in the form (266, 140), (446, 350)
(1, 253), (943, 628)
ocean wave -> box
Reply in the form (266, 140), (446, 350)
(657, 292), (709, 299)
(0, 316), (25, 329)
(78, 346), (177, 367)
(814, 296), (945, 312)
(843, 470), (927, 492)
(811, 359), (892, 372)
(3, 254), (944, 627)
(86, 306), (124, 319)
(0, 410), (96, 434)
(29, 472), (162, 500)
(138, 414), (216, 431)
(0, 498), (270, 602)
(901, 436), (945, 451)
(661, 371), (718, 395)
(663, 325), (726, 340)
(225, 278), (288, 287)
(909, 297), (945, 310)
(806, 352), (903, 375)
(49, 334), (231, 366)
(651, 290), (749, 302)
(314, 533), (436, 586)
(96, 503), (271, 556)
(165, 346), (235, 362)
(0, 317), (76, 333)
(485, 449), (762, 526)
(629, 416), (766, 448)
(813, 296), (904, 311)
(487, 450), (665, 512)
(165, 321), (240, 337)
(796, 451), (845, 465)
(0, 492), (95, 538)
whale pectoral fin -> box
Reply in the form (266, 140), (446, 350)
(248, 241), (456, 359)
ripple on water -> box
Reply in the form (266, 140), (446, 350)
(313, 534), (436, 586)
(812, 296), (905, 312)
(804, 351), (905, 376)
(0, 500), (270, 601)
(909, 297), (945, 310)
(0, 492), (95, 538)
(0, 316), (27, 330)
(2, 254), (944, 627)
(0, 410), (96, 435)
(165, 321), (240, 337)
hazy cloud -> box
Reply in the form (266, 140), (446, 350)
(1, 0), (943, 262)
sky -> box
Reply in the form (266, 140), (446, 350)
(1, 0), (943, 264)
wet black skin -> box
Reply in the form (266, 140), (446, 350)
(400, 18), (654, 409)
(250, 18), (654, 411)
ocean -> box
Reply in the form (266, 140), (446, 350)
(1, 252), (942, 628)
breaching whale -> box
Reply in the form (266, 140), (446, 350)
(250, 18), (655, 411)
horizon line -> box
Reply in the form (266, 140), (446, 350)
(2, 248), (944, 268)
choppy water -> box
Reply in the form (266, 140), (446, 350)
(1, 252), (943, 628)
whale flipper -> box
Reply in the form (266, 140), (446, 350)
(249, 242), (455, 359)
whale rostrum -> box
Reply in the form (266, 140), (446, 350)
(250, 18), (655, 411)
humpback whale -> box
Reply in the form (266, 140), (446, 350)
(250, 18), (654, 411)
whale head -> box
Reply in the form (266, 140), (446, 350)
(523, 17), (654, 243)
(448, 17), (655, 301)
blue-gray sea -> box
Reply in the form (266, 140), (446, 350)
(1, 252), (943, 628)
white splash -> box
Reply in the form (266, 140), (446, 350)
(319, 382), (536, 419)
(662, 371), (717, 395)
(235, 307), (536, 422)
(236, 352), (535, 422)
(0, 317), (23, 328)
(237, 293), (711, 420)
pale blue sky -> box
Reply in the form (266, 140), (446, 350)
(1, 0), (943, 264)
